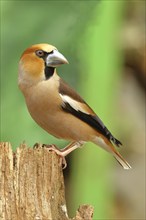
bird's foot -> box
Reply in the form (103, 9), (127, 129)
(42, 144), (67, 169)
(35, 141), (85, 169)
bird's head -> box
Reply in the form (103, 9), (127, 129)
(18, 43), (68, 90)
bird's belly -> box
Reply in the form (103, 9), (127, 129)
(26, 99), (95, 142)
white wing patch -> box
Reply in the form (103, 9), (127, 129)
(59, 94), (89, 114)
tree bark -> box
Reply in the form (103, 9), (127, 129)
(0, 142), (93, 220)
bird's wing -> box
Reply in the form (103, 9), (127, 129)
(59, 79), (122, 147)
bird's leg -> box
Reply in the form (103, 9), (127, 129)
(42, 141), (84, 156)
(42, 141), (85, 169)
(58, 141), (85, 156)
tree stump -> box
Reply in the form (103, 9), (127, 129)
(0, 142), (94, 220)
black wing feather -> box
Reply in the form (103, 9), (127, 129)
(62, 102), (122, 147)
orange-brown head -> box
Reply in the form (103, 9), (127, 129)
(18, 43), (68, 90)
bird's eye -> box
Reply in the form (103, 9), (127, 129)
(35, 50), (45, 57)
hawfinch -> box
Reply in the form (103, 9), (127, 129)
(18, 43), (131, 169)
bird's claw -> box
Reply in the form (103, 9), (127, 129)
(33, 143), (40, 149)
(61, 157), (67, 169)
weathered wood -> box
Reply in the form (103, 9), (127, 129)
(73, 205), (94, 220)
(0, 142), (93, 220)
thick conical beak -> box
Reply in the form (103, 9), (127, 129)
(46, 50), (68, 67)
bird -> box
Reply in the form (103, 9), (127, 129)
(18, 43), (131, 169)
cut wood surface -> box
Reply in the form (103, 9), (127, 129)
(0, 142), (93, 220)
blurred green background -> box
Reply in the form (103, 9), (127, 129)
(1, 1), (145, 219)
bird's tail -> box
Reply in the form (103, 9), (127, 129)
(93, 136), (131, 169)
(112, 148), (131, 169)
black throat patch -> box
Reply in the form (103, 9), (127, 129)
(44, 66), (55, 80)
